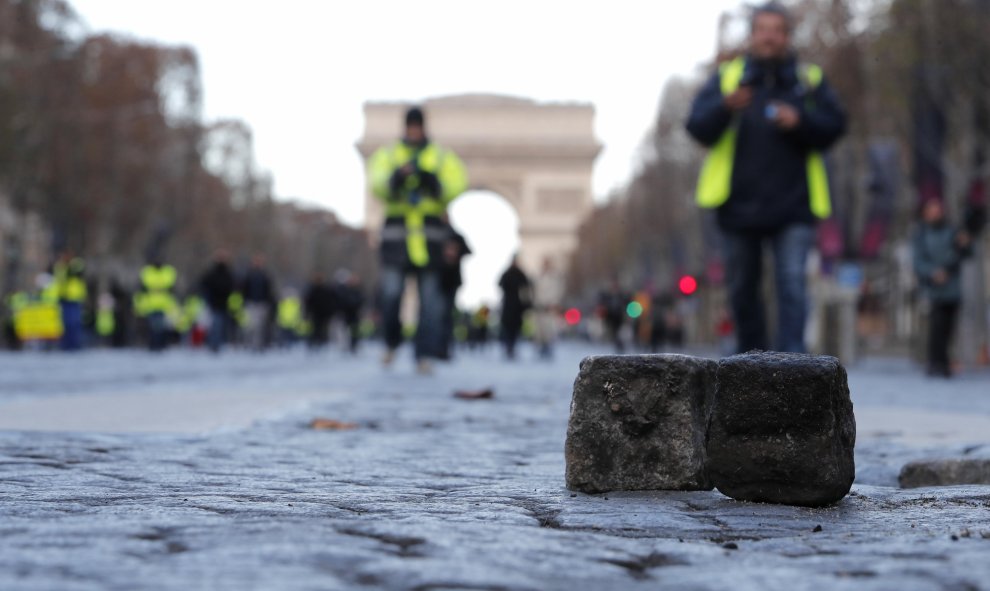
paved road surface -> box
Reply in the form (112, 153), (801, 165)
(1, 344), (989, 590)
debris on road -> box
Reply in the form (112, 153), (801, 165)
(309, 418), (359, 431)
(453, 388), (494, 400)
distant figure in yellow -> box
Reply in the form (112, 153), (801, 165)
(369, 106), (468, 374)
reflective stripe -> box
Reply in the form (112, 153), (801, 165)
(696, 57), (832, 219)
(405, 210), (430, 267)
(380, 224), (450, 242)
(807, 154), (831, 218)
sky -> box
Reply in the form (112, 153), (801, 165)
(68, 0), (745, 306)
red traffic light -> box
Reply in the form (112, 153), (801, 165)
(564, 308), (582, 325)
(678, 275), (698, 296)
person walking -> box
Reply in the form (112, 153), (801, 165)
(200, 250), (236, 353)
(532, 257), (565, 359)
(686, 2), (846, 353)
(303, 272), (335, 351)
(334, 269), (364, 354)
(913, 199), (973, 377)
(240, 254), (275, 352)
(52, 251), (87, 351)
(498, 255), (531, 360)
(439, 222), (471, 360)
(598, 277), (629, 353)
(368, 106), (468, 374)
(138, 258), (178, 352)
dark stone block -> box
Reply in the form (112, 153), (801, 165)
(706, 352), (856, 507)
(899, 459), (990, 488)
(565, 355), (718, 494)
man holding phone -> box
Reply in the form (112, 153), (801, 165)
(686, 2), (846, 353)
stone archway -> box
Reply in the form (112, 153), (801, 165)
(356, 94), (601, 275)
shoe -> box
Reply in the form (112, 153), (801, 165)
(382, 349), (396, 367)
(416, 359), (433, 375)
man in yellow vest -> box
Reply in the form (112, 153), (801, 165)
(369, 106), (468, 373)
(52, 251), (88, 351)
(686, 2), (846, 353)
(139, 258), (178, 352)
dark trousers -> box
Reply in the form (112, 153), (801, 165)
(60, 301), (84, 351)
(722, 224), (814, 353)
(380, 265), (446, 360)
(148, 311), (168, 352)
(928, 301), (960, 375)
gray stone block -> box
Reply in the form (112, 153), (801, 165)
(899, 459), (990, 488)
(706, 352), (856, 507)
(565, 354), (718, 494)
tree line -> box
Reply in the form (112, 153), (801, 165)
(0, 0), (374, 297)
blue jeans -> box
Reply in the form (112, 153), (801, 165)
(60, 301), (84, 351)
(722, 224), (814, 353)
(208, 307), (228, 352)
(148, 311), (167, 352)
(380, 265), (446, 360)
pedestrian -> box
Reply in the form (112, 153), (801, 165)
(469, 304), (490, 350)
(369, 106), (468, 374)
(138, 258), (178, 352)
(200, 249), (236, 353)
(440, 221), (471, 360)
(686, 2), (846, 353)
(303, 272), (335, 350)
(533, 257), (565, 359)
(52, 251), (87, 351)
(498, 255), (531, 360)
(240, 254), (275, 352)
(913, 199), (973, 378)
(598, 277), (628, 353)
(334, 269), (364, 354)
(649, 292), (671, 353)
(276, 289), (303, 348)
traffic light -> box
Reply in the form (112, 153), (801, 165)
(564, 307), (582, 326)
(626, 301), (643, 319)
(678, 275), (698, 296)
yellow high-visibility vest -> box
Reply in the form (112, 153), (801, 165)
(368, 141), (468, 267)
(277, 297), (302, 330)
(139, 265), (178, 315)
(54, 259), (88, 303)
(696, 57), (832, 220)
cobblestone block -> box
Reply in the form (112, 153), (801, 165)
(565, 355), (717, 493)
(706, 352), (856, 507)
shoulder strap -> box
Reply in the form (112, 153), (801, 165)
(799, 63), (823, 89)
(719, 57), (747, 96)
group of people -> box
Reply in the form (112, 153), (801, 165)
(3, 249), (365, 355)
(3, 3), (984, 376)
(685, 2), (983, 376)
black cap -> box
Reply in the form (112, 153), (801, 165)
(405, 106), (425, 127)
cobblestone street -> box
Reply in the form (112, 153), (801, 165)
(2, 344), (989, 590)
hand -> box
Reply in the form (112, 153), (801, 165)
(771, 102), (801, 130)
(932, 268), (949, 285)
(389, 168), (410, 193)
(724, 86), (753, 112)
(418, 170), (441, 197)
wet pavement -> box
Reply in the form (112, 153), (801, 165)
(1, 344), (989, 590)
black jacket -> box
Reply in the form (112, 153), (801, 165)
(686, 55), (846, 232)
(498, 265), (531, 330)
(200, 263), (235, 310)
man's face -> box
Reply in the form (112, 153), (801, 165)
(405, 123), (425, 144)
(923, 200), (945, 224)
(750, 12), (790, 60)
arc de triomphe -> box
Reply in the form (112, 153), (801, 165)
(356, 94), (601, 275)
